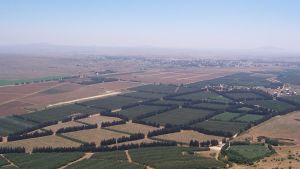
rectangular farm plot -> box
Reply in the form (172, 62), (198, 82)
(130, 84), (177, 94)
(44, 121), (84, 132)
(236, 107), (254, 113)
(234, 114), (265, 123)
(62, 128), (128, 145)
(107, 122), (158, 134)
(117, 105), (170, 120)
(173, 91), (232, 103)
(227, 144), (272, 162)
(224, 92), (265, 100)
(0, 135), (80, 152)
(0, 156), (9, 167)
(81, 96), (143, 110)
(281, 95), (300, 106)
(20, 104), (103, 123)
(129, 147), (226, 169)
(192, 102), (231, 110)
(66, 151), (145, 169)
(77, 115), (121, 125)
(154, 130), (223, 144)
(65, 158), (144, 169)
(0, 116), (38, 136)
(4, 152), (84, 169)
(141, 108), (215, 126)
(150, 99), (186, 106)
(191, 120), (249, 136)
(122, 91), (167, 100)
(245, 100), (295, 112)
(211, 112), (241, 121)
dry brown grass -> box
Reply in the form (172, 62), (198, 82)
(238, 111), (300, 144)
(111, 68), (244, 85)
(44, 121), (84, 132)
(0, 135), (80, 153)
(78, 115), (121, 125)
(63, 128), (128, 146)
(154, 130), (223, 144)
(113, 138), (155, 147)
(108, 122), (158, 134)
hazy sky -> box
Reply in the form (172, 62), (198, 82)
(1, 0), (299, 50)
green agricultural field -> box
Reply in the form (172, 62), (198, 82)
(224, 92), (264, 100)
(211, 112), (241, 121)
(150, 99), (186, 106)
(236, 107), (254, 112)
(176, 86), (199, 94)
(0, 165), (18, 169)
(81, 96), (143, 110)
(188, 73), (281, 88)
(4, 153), (84, 169)
(65, 151), (143, 169)
(20, 104), (104, 123)
(117, 105), (169, 119)
(0, 116), (38, 136)
(235, 114), (265, 123)
(281, 95), (300, 106)
(192, 102), (231, 110)
(0, 156), (9, 167)
(91, 151), (127, 161)
(191, 120), (249, 136)
(130, 84), (177, 94)
(225, 144), (272, 164)
(141, 108), (214, 126)
(65, 159), (143, 169)
(245, 100), (295, 112)
(122, 91), (167, 100)
(129, 146), (226, 169)
(0, 76), (65, 86)
(276, 69), (300, 85)
(173, 91), (232, 103)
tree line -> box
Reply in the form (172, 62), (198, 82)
(189, 139), (219, 147)
(101, 133), (145, 146)
(0, 147), (25, 154)
(56, 124), (97, 134)
(31, 141), (177, 153)
(132, 119), (160, 128)
(100, 111), (129, 121)
(7, 130), (53, 142)
(147, 127), (180, 137)
(101, 120), (126, 128)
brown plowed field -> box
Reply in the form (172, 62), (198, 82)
(111, 68), (239, 85)
(0, 81), (142, 116)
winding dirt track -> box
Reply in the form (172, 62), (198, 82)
(57, 153), (93, 169)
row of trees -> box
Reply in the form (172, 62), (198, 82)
(100, 111), (129, 121)
(31, 141), (177, 153)
(0, 137), (2, 142)
(189, 139), (219, 147)
(134, 105), (178, 120)
(147, 127), (180, 137)
(73, 114), (90, 120)
(101, 120), (126, 128)
(7, 130), (53, 142)
(0, 147), (25, 153)
(132, 119), (160, 127)
(9, 116), (58, 136)
(56, 124), (97, 134)
(117, 133), (145, 143)
(101, 133), (145, 146)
